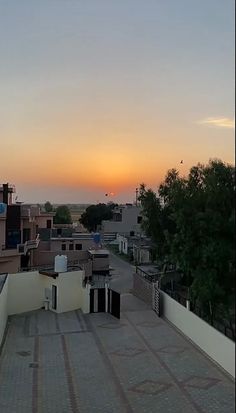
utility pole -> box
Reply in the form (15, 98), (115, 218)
(135, 187), (138, 206)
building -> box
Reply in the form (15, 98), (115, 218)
(33, 230), (100, 267)
(0, 183), (54, 273)
(117, 233), (153, 264)
(101, 204), (143, 235)
(0, 183), (111, 280)
(0, 248), (111, 346)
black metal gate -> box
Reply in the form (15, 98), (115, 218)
(90, 288), (106, 313)
(108, 289), (120, 319)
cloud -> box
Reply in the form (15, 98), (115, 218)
(198, 117), (235, 129)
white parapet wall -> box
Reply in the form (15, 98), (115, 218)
(7, 269), (85, 315)
(81, 283), (90, 314)
(0, 276), (8, 347)
(51, 270), (83, 313)
(161, 291), (235, 378)
(8, 271), (44, 315)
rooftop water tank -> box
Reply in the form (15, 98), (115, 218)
(54, 255), (67, 273)
(93, 232), (101, 244)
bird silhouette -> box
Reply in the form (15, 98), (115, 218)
(180, 160), (183, 164)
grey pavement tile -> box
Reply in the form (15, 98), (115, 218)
(0, 286), (235, 413)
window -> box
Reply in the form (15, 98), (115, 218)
(61, 243), (66, 251)
(130, 231), (135, 236)
(75, 244), (82, 250)
(57, 228), (62, 236)
(69, 244), (74, 250)
(46, 220), (52, 229)
(137, 216), (142, 224)
(6, 230), (21, 249)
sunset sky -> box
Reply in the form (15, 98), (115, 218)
(0, 0), (234, 204)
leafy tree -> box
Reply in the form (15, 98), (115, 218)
(138, 184), (167, 263)
(44, 201), (53, 212)
(54, 205), (72, 224)
(139, 159), (235, 322)
(79, 203), (116, 232)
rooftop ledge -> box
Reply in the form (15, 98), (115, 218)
(39, 265), (83, 278)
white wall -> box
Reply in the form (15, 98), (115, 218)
(0, 276), (8, 346)
(7, 269), (85, 315)
(81, 283), (90, 314)
(53, 270), (83, 313)
(102, 206), (142, 234)
(161, 291), (235, 378)
(8, 271), (44, 315)
(117, 234), (128, 254)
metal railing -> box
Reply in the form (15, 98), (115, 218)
(161, 283), (235, 342)
(135, 266), (160, 283)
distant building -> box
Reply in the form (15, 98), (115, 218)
(34, 230), (97, 267)
(0, 183), (54, 273)
(0, 184), (110, 277)
(117, 233), (153, 264)
(101, 204), (143, 235)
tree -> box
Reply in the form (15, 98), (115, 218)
(54, 205), (72, 224)
(139, 159), (235, 322)
(44, 201), (53, 212)
(138, 184), (167, 263)
(79, 203), (116, 232)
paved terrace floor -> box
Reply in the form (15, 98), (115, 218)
(0, 253), (235, 413)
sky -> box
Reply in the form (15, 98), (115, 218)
(0, 0), (234, 204)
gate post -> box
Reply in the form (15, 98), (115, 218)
(105, 282), (109, 312)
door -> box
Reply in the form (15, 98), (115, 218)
(108, 289), (120, 319)
(90, 288), (106, 313)
(52, 285), (57, 310)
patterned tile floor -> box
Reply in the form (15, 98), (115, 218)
(0, 293), (234, 413)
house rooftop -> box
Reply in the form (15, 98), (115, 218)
(0, 300), (234, 412)
(39, 263), (83, 277)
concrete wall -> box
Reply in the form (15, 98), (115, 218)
(0, 254), (21, 274)
(50, 271), (83, 313)
(7, 269), (85, 315)
(133, 247), (151, 264)
(7, 271), (44, 315)
(81, 283), (90, 314)
(117, 234), (128, 254)
(133, 273), (153, 305)
(50, 238), (93, 252)
(102, 206), (142, 234)
(92, 256), (109, 272)
(161, 291), (235, 378)
(35, 215), (53, 228)
(0, 276), (8, 347)
(33, 247), (89, 266)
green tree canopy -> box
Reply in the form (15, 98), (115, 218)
(54, 205), (72, 224)
(44, 201), (53, 212)
(139, 159), (235, 321)
(79, 203), (116, 232)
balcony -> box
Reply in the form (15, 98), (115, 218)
(17, 234), (40, 255)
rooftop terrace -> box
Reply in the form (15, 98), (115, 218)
(0, 294), (234, 413)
